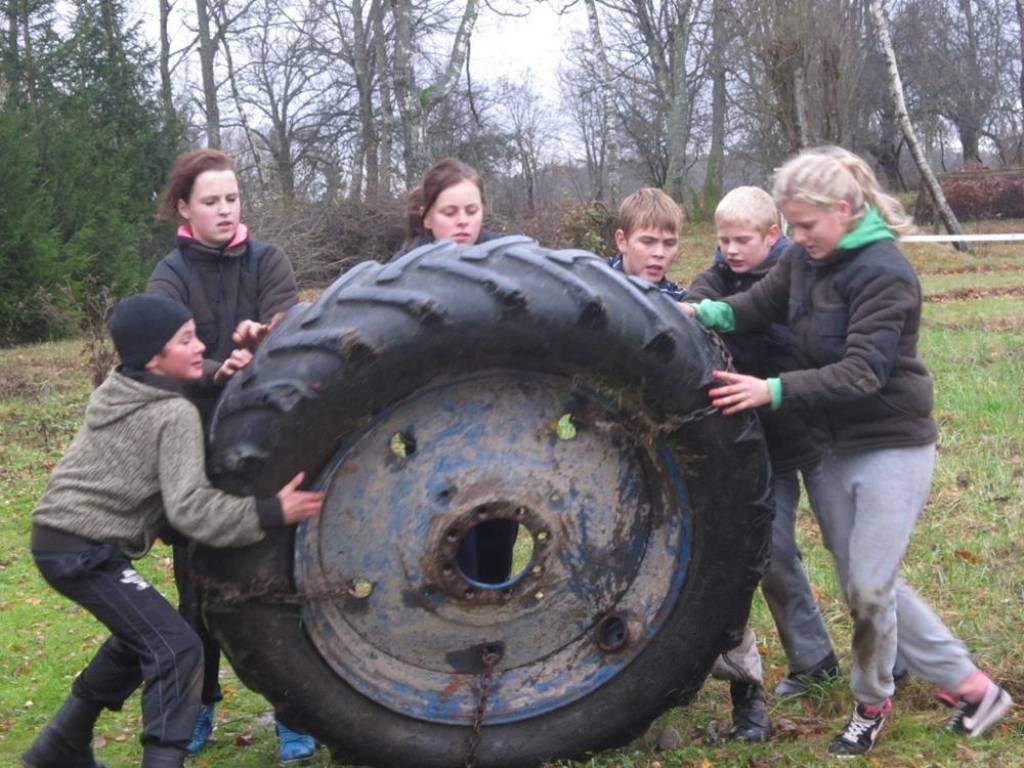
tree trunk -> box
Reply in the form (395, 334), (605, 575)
(196, 0), (221, 148)
(220, 27), (266, 190)
(665, 0), (693, 201)
(957, 123), (982, 166)
(583, 0), (618, 203)
(351, 0), (379, 199)
(1015, 0), (1023, 161)
(820, 37), (843, 144)
(389, 0), (417, 185)
(955, 0), (983, 165)
(158, 0), (174, 121)
(389, 0), (479, 185)
(868, 0), (968, 251)
(4, 1), (18, 100)
(703, 0), (726, 216)
(97, 0), (123, 64)
(19, 0), (35, 105)
(793, 63), (810, 148)
(372, 0), (394, 196)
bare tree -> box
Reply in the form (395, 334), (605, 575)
(495, 77), (553, 214)
(231, 0), (336, 200)
(372, 0), (395, 195)
(1018, 0), (1024, 113)
(195, 0), (221, 146)
(560, 52), (610, 201)
(702, 0), (727, 212)
(868, 0), (968, 250)
(583, 0), (618, 202)
(389, 0), (479, 183)
(158, 0), (175, 120)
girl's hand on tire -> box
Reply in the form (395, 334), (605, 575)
(277, 472), (325, 524)
(232, 320), (270, 350)
(214, 348), (254, 384)
(233, 312), (286, 351)
(708, 370), (770, 415)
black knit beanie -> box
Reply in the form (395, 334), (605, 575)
(108, 294), (193, 370)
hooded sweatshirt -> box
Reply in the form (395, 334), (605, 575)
(32, 371), (281, 558)
(687, 236), (820, 471)
(148, 224), (298, 378)
(692, 208), (935, 450)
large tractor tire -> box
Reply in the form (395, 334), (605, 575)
(193, 237), (772, 768)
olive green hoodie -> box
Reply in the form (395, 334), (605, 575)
(33, 371), (280, 558)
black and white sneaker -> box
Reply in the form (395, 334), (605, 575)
(827, 700), (891, 757)
(947, 683), (1013, 737)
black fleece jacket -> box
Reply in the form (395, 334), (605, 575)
(723, 239), (936, 451)
(688, 237), (820, 471)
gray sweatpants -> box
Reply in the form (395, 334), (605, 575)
(812, 444), (976, 704)
(712, 463), (835, 684)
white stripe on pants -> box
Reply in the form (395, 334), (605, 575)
(812, 444), (975, 704)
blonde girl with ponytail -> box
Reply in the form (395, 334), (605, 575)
(682, 146), (1011, 757)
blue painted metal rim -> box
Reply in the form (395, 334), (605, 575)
(295, 370), (693, 725)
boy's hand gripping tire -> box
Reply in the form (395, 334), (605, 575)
(194, 237), (773, 768)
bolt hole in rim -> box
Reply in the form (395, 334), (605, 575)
(295, 370), (691, 724)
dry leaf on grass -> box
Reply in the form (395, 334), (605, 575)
(955, 549), (981, 564)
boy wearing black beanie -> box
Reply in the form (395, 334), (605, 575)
(23, 294), (323, 768)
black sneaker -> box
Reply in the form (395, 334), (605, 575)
(946, 683), (1013, 737)
(773, 651), (841, 698)
(827, 700), (890, 757)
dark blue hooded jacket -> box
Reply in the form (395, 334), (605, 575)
(606, 256), (688, 301)
(688, 236), (820, 471)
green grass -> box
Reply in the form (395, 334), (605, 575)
(2, 224), (1023, 767)
(921, 270), (1024, 295)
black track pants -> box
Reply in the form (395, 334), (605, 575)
(33, 544), (202, 749)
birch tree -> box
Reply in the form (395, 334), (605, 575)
(868, 0), (968, 250)
(389, 0), (479, 184)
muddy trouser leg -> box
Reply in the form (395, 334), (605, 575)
(760, 464), (836, 674)
(710, 626), (764, 685)
(811, 445), (976, 705)
(35, 544), (203, 750)
(173, 543), (222, 705)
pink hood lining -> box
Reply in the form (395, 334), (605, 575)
(176, 222), (249, 250)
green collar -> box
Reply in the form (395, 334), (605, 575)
(837, 207), (895, 250)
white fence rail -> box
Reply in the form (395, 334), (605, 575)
(901, 233), (1024, 243)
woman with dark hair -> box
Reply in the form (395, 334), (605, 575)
(393, 158), (519, 583)
(394, 157), (503, 258)
(147, 148), (318, 765)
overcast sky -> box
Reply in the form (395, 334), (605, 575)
(469, 2), (586, 98)
(133, 1), (587, 102)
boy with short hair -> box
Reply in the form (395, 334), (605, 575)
(607, 187), (688, 300)
(608, 188), (774, 741)
(689, 186), (840, 706)
(24, 294), (323, 768)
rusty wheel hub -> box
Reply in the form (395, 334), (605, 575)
(296, 370), (691, 724)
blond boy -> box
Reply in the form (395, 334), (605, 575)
(690, 186), (840, 735)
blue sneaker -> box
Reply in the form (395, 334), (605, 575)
(275, 720), (316, 765)
(184, 703), (215, 754)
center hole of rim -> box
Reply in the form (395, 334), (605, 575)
(455, 512), (535, 587)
